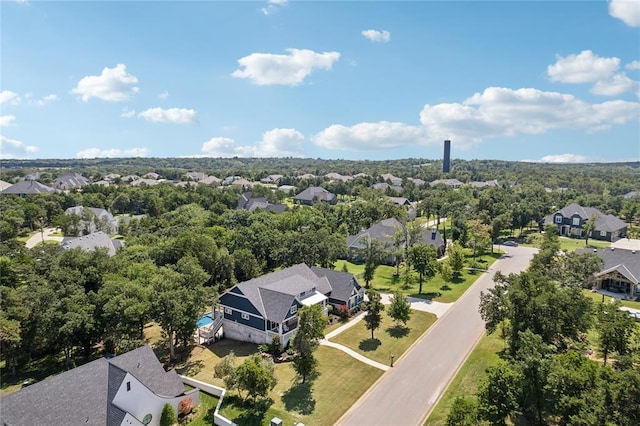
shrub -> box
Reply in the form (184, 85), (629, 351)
(160, 403), (177, 426)
(337, 304), (351, 320)
(258, 344), (269, 354)
(269, 335), (282, 355)
(178, 397), (194, 417)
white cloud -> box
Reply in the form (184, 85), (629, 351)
(201, 137), (238, 157)
(0, 135), (38, 158)
(120, 107), (136, 118)
(312, 121), (427, 151)
(31, 93), (59, 106)
(232, 48), (340, 86)
(72, 64), (139, 102)
(201, 128), (304, 157)
(626, 60), (640, 70)
(138, 107), (197, 124)
(590, 73), (640, 97)
(609, 0), (640, 27)
(0, 115), (16, 127)
(262, 0), (287, 15)
(0, 90), (20, 105)
(419, 87), (640, 148)
(537, 153), (590, 163)
(361, 29), (391, 43)
(547, 50), (620, 83)
(158, 90), (169, 100)
(75, 147), (149, 158)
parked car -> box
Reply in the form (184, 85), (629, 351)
(503, 240), (518, 247)
(627, 311), (640, 322)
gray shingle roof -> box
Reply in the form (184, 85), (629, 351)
(1, 180), (56, 195)
(311, 266), (364, 304)
(545, 203), (627, 233)
(0, 345), (184, 426)
(224, 264), (354, 322)
(346, 218), (444, 252)
(61, 231), (120, 256)
(54, 172), (90, 190)
(293, 186), (336, 203)
(577, 247), (640, 285)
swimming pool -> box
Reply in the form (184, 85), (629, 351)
(197, 313), (213, 328)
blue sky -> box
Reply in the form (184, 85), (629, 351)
(1, 0), (639, 162)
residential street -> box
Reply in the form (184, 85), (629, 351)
(337, 246), (538, 426)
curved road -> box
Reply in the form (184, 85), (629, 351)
(337, 246), (537, 426)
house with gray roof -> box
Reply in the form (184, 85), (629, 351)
(61, 231), (123, 256)
(199, 175), (222, 185)
(1, 180), (56, 195)
(218, 264), (364, 346)
(293, 186), (337, 205)
(54, 172), (91, 190)
(429, 178), (463, 188)
(346, 218), (445, 264)
(65, 205), (118, 235)
(372, 182), (403, 194)
(543, 203), (627, 242)
(237, 192), (286, 214)
(0, 345), (198, 426)
(260, 174), (284, 184)
(380, 173), (402, 186)
(577, 247), (640, 300)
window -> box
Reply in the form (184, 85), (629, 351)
(600, 230), (607, 237)
(126, 381), (131, 391)
(241, 313), (249, 320)
(554, 215), (562, 224)
(224, 307), (232, 315)
(290, 305), (297, 314)
(572, 217), (580, 226)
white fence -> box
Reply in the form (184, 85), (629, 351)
(179, 375), (236, 426)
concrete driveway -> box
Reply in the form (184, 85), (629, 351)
(337, 246), (538, 426)
(611, 238), (640, 251)
(379, 293), (452, 317)
(25, 227), (63, 249)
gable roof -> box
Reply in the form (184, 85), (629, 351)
(2, 180), (56, 195)
(429, 178), (463, 187)
(577, 247), (640, 285)
(546, 203), (626, 233)
(311, 266), (364, 304)
(0, 180), (13, 191)
(221, 264), (336, 322)
(61, 231), (121, 256)
(0, 345), (184, 426)
(294, 186), (336, 203)
(54, 172), (90, 189)
(346, 218), (444, 251)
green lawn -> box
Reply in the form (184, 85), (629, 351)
(217, 345), (383, 426)
(581, 289), (640, 310)
(330, 310), (437, 365)
(335, 250), (502, 303)
(516, 231), (610, 252)
(425, 332), (505, 426)
(185, 391), (219, 426)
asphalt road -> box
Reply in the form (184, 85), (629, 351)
(337, 246), (538, 426)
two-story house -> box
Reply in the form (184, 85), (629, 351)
(543, 203), (627, 242)
(218, 264), (364, 346)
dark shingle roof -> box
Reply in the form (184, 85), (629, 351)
(0, 345), (183, 426)
(223, 264), (347, 322)
(577, 247), (640, 285)
(545, 203), (626, 233)
(311, 266), (364, 304)
(1, 180), (56, 195)
(61, 231), (119, 256)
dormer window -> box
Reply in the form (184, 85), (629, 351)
(290, 305), (297, 314)
(554, 215), (562, 224)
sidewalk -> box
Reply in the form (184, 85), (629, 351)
(379, 293), (453, 317)
(320, 339), (390, 371)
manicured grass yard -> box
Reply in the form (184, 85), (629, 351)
(335, 250), (502, 303)
(217, 345), (383, 426)
(330, 310), (437, 365)
(425, 332), (505, 426)
(581, 289), (640, 310)
(185, 390), (219, 426)
(517, 231), (610, 252)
